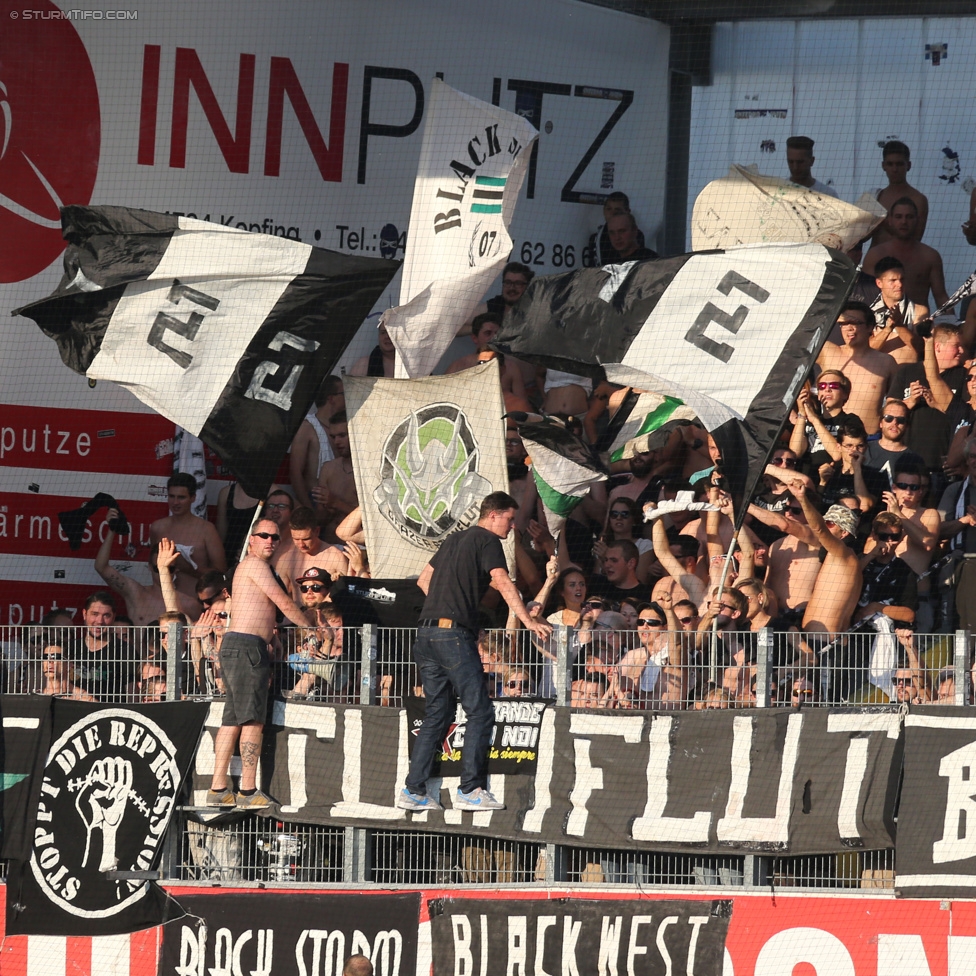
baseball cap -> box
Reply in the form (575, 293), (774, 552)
(295, 567), (329, 583)
(823, 505), (859, 537)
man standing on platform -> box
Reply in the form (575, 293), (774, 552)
(398, 492), (552, 812)
(206, 518), (311, 809)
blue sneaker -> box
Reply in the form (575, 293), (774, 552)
(396, 788), (443, 811)
(456, 787), (504, 811)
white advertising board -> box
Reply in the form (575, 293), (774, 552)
(0, 0), (668, 622)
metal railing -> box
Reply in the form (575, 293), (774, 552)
(1, 623), (971, 709)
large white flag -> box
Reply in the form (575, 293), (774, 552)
(383, 79), (538, 378)
(345, 361), (511, 578)
(692, 164), (885, 251)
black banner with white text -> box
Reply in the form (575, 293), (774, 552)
(158, 891), (421, 976)
(895, 707), (976, 897)
(428, 897), (732, 976)
(189, 702), (901, 855)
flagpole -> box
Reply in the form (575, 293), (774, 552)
(709, 536), (739, 688)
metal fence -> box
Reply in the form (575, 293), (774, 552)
(4, 622), (964, 710)
(0, 622), (927, 892)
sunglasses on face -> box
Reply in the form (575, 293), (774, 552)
(771, 457), (797, 467)
(214, 611), (229, 619)
(609, 510), (632, 518)
(584, 601), (607, 610)
(200, 595), (219, 607)
(252, 532), (280, 541)
(43, 653), (63, 661)
(299, 583), (326, 593)
(882, 414), (908, 425)
(638, 617), (664, 627)
(818, 381), (844, 391)
(876, 531), (903, 542)
(720, 604), (738, 614)
(677, 615), (696, 625)
(893, 482), (921, 492)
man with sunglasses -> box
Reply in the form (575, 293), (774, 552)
(286, 566), (347, 699)
(882, 460), (940, 577)
(207, 519), (312, 810)
(856, 513), (917, 622)
(866, 399), (925, 486)
(790, 372), (857, 475)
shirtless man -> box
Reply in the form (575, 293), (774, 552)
(149, 473), (226, 601)
(446, 313), (526, 399)
(882, 460), (940, 576)
(650, 517), (706, 607)
(95, 510), (201, 625)
(348, 323), (396, 377)
(869, 257), (928, 364)
(275, 506), (355, 599)
(817, 301), (898, 434)
(754, 496), (820, 612)
(872, 141), (928, 246)
(863, 199), (950, 308)
(288, 376), (344, 510)
(261, 490), (295, 568)
(793, 484), (862, 635)
(315, 411), (358, 534)
(206, 518), (311, 809)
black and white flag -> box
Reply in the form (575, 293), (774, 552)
(5, 699), (208, 936)
(494, 243), (856, 515)
(14, 206), (398, 497)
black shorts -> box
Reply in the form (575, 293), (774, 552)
(219, 632), (271, 726)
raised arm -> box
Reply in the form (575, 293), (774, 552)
(94, 512), (139, 603)
(922, 336), (954, 412)
(156, 537), (182, 614)
(794, 482), (848, 557)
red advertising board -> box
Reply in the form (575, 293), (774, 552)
(3, 885), (976, 976)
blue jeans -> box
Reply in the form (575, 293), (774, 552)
(406, 626), (495, 796)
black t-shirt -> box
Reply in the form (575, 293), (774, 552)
(586, 577), (650, 606)
(888, 363), (966, 468)
(858, 556), (917, 609)
(802, 409), (858, 473)
(820, 464), (889, 512)
(422, 526), (507, 632)
(749, 489), (791, 547)
(70, 634), (135, 702)
(864, 442), (926, 487)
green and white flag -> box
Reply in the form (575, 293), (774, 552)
(608, 392), (699, 463)
(518, 418), (606, 537)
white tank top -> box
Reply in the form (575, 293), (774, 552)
(307, 413), (335, 476)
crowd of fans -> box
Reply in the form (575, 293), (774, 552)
(12, 140), (976, 711)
